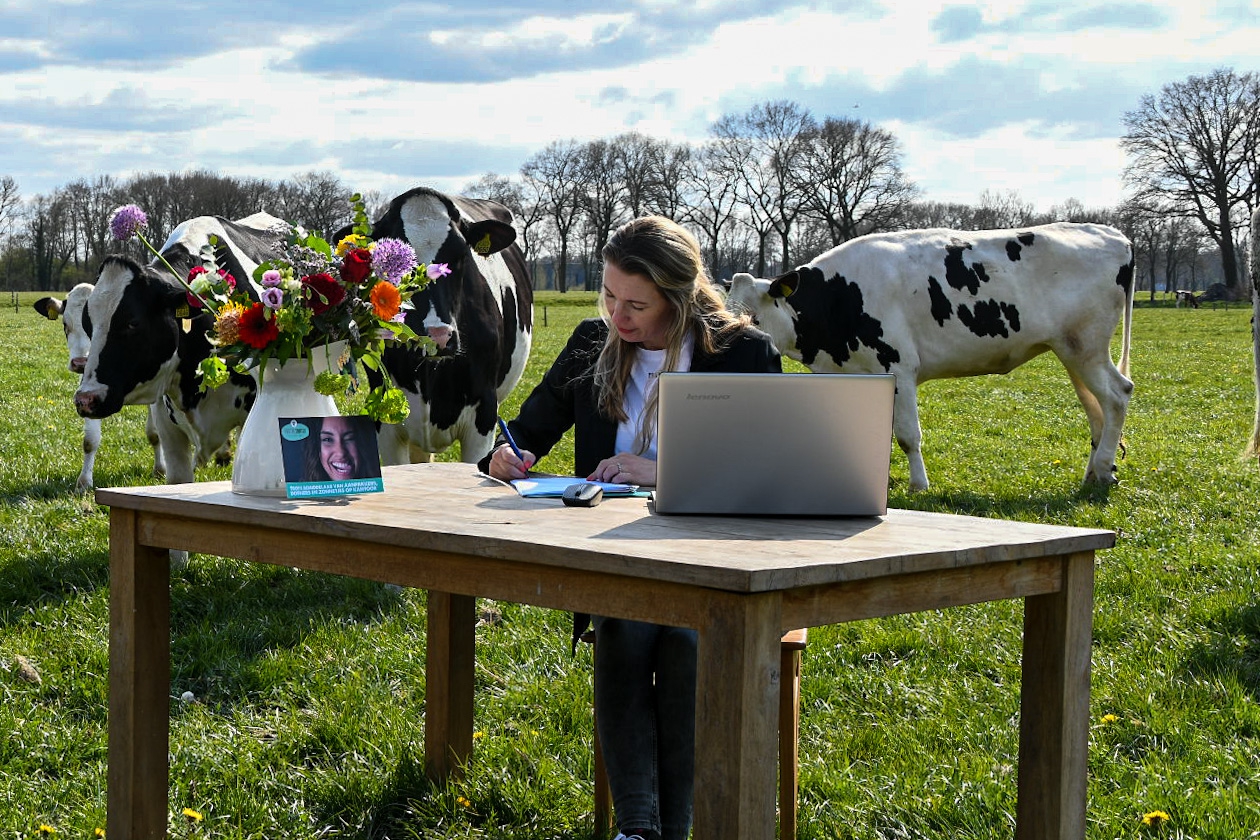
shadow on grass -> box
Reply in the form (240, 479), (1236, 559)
(1184, 601), (1260, 706)
(889, 480), (1115, 520)
(0, 546), (110, 625)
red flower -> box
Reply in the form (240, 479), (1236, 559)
(187, 265), (207, 282)
(340, 248), (372, 285)
(301, 272), (346, 315)
(238, 303), (279, 349)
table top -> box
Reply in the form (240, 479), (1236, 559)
(97, 463), (1113, 594)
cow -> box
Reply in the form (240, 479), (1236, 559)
(1174, 290), (1201, 308)
(345, 186), (533, 464)
(74, 213), (287, 487)
(724, 222), (1135, 491)
(1246, 208), (1260, 459)
(34, 284), (163, 490)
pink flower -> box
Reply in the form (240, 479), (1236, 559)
(109, 204), (147, 241)
(261, 269), (282, 287)
(260, 287), (284, 309)
(426, 262), (452, 280)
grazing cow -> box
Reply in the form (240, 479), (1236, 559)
(725, 222), (1135, 491)
(1174, 290), (1201, 308)
(74, 214), (287, 485)
(34, 284), (163, 490)
(348, 186), (533, 463)
(1247, 209), (1260, 458)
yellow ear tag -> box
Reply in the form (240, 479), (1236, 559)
(474, 233), (492, 256)
(175, 303), (190, 318)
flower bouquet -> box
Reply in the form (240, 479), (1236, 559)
(108, 196), (445, 424)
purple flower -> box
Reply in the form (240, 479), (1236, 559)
(426, 262), (452, 280)
(109, 204), (148, 241)
(261, 269), (282, 287)
(372, 238), (418, 285)
(260, 287), (285, 309)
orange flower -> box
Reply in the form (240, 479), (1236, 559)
(370, 280), (402, 321)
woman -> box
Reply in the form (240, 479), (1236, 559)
(303, 415), (368, 481)
(480, 216), (781, 840)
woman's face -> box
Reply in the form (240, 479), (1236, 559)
(602, 261), (672, 351)
(319, 416), (361, 480)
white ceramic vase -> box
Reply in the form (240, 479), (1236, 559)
(231, 341), (346, 496)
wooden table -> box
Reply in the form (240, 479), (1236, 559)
(98, 462), (1113, 839)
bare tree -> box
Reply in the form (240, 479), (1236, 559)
(711, 100), (814, 274)
(1122, 67), (1260, 292)
(580, 139), (628, 290)
(25, 193), (76, 291)
(463, 172), (546, 283)
(522, 140), (585, 292)
(277, 171), (353, 237)
(681, 142), (742, 275)
(973, 189), (1036, 229)
(793, 116), (918, 246)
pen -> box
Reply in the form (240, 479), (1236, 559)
(497, 417), (530, 469)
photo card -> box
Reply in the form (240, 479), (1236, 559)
(279, 414), (384, 498)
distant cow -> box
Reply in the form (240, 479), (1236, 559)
(34, 284), (162, 490)
(1174, 290), (1200, 308)
(725, 222), (1135, 490)
(1246, 209), (1260, 459)
(348, 186), (533, 463)
(75, 214), (286, 484)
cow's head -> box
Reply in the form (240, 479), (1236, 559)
(360, 187), (517, 355)
(74, 256), (202, 419)
(35, 283), (95, 373)
(725, 271), (801, 356)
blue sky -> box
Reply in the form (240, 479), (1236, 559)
(2, 0), (1257, 212)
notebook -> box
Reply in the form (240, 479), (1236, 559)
(653, 372), (895, 516)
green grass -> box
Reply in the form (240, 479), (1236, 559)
(3, 290), (1260, 838)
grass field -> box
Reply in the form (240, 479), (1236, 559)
(2, 290), (1260, 838)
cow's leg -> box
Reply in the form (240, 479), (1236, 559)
(145, 405), (165, 477)
(78, 418), (102, 492)
(1065, 360), (1132, 485)
(1067, 372), (1105, 458)
(377, 422), (414, 466)
(892, 375), (929, 491)
(152, 409), (194, 569)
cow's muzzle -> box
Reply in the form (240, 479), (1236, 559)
(427, 325), (453, 351)
(74, 388), (106, 418)
(69, 357), (88, 374)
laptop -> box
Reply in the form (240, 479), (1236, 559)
(653, 372), (895, 516)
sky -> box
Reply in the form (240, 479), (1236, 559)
(2, 0), (1259, 214)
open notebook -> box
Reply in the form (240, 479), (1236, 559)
(653, 372), (895, 516)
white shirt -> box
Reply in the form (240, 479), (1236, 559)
(615, 334), (694, 458)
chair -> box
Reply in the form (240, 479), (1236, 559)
(585, 627), (808, 840)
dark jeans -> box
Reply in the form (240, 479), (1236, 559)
(592, 616), (698, 840)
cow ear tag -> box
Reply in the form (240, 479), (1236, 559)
(474, 233), (492, 256)
(174, 303), (191, 318)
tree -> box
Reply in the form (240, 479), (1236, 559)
(579, 139), (627, 290)
(277, 171), (353, 237)
(792, 116), (918, 246)
(973, 189), (1035, 229)
(681, 142), (742, 276)
(1121, 67), (1260, 292)
(711, 100), (814, 274)
(522, 140), (585, 293)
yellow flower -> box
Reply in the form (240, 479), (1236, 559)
(1142, 810), (1170, 826)
(213, 301), (246, 346)
(182, 807), (203, 822)
(473, 730), (486, 739)
(335, 233), (367, 257)
(94, 830), (105, 839)
(1101, 713), (1118, 723)
(37, 826), (55, 837)
(456, 795), (472, 808)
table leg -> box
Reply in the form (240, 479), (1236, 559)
(692, 594), (781, 840)
(1016, 551), (1094, 840)
(424, 591), (476, 782)
(107, 510), (171, 840)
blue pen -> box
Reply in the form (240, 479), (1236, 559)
(497, 417), (530, 469)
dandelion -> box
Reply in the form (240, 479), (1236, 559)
(456, 795), (472, 808)
(94, 829), (105, 838)
(426, 262), (452, 280)
(108, 204), (147, 240)
(370, 280), (402, 321)
(1101, 713), (1118, 723)
(473, 730), (486, 739)
(182, 807), (204, 823)
(1141, 810), (1170, 827)
(37, 825), (55, 836)
(371, 238), (418, 284)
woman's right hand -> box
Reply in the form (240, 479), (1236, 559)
(488, 443), (535, 480)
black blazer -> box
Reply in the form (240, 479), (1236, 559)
(478, 317), (782, 477)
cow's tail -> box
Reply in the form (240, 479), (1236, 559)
(1118, 250), (1135, 380)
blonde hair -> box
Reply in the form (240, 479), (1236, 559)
(594, 215), (751, 452)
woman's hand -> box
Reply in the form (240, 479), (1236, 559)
(590, 453), (655, 487)
(488, 443), (535, 480)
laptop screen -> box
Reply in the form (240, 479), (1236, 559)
(653, 372), (894, 516)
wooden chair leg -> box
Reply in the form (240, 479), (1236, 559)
(594, 702), (613, 837)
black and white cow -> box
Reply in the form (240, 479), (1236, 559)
(725, 222), (1135, 491)
(35, 284), (163, 490)
(352, 186), (533, 464)
(74, 214), (286, 485)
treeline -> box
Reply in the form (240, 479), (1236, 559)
(3, 68), (1257, 297)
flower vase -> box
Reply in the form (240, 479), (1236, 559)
(231, 342), (347, 496)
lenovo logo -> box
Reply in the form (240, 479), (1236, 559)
(686, 393), (731, 400)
